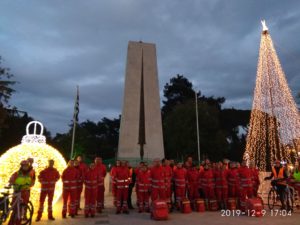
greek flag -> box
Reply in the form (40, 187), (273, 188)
(73, 86), (79, 123)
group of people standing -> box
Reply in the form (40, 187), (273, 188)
(110, 157), (261, 214)
(7, 155), (300, 224)
(7, 155), (107, 223)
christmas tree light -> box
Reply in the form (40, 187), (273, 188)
(0, 121), (67, 208)
(244, 20), (300, 171)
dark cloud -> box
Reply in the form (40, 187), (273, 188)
(0, 0), (299, 135)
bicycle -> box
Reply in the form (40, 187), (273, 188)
(267, 179), (294, 211)
(0, 186), (33, 225)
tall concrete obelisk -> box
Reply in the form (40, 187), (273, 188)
(118, 41), (164, 163)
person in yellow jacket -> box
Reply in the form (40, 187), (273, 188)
(8, 160), (33, 225)
(264, 160), (289, 210)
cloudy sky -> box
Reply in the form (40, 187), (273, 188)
(0, 0), (299, 135)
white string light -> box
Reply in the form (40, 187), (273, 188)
(244, 21), (300, 171)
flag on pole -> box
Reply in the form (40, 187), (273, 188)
(71, 85), (79, 159)
(73, 86), (79, 123)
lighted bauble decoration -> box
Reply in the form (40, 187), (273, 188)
(0, 121), (67, 208)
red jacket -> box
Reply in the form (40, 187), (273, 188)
(227, 168), (239, 187)
(38, 167), (60, 191)
(114, 166), (130, 189)
(150, 166), (166, 189)
(78, 162), (88, 178)
(84, 167), (100, 190)
(173, 167), (187, 188)
(199, 169), (215, 188)
(250, 168), (260, 187)
(96, 163), (107, 186)
(62, 166), (80, 189)
(164, 165), (173, 187)
(238, 166), (253, 188)
(187, 168), (199, 188)
(136, 169), (151, 192)
(214, 169), (229, 188)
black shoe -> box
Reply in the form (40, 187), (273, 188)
(70, 214), (75, 218)
(116, 211), (121, 214)
(85, 214), (89, 218)
(35, 217), (41, 222)
(123, 210), (129, 214)
(91, 214), (95, 218)
(48, 217), (55, 221)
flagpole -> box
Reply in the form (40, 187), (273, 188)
(70, 86), (79, 159)
(195, 90), (201, 164)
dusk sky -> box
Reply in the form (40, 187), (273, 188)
(0, 0), (299, 135)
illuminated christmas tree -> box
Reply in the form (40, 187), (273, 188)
(244, 21), (300, 171)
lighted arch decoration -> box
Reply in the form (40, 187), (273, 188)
(0, 121), (67, 208)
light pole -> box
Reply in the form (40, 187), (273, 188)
(195, 90), (201, 163)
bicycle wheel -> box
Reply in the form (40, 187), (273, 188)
(286, 187), (294, 212)
(20, 203), (33, 225)
(268, 188), (278, 210)
(27, 201), (34, 216)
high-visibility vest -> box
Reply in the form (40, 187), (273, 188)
(14, 172), (32, 191)
(272, 167), (284, 179)
(293, 169), (300, 182)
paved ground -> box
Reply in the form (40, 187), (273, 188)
(31, 193), (300, 225)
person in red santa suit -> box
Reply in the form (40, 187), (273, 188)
(75, 155), (88, 210)
(187, 164), (199, 207)
(83, 163), (100, 217)
(110, 160), (120, 207)
(238, 160), (253, 211)
(249, 161), (260, 197)
(199, 162), (215, 204)
(36, 160), (60, 222)
(173, 162), (187, 210)
(136, 163), (151, 213)
(115, 160), (130, 214)
(163, 159), (173, 210)
(214, 162), (229, 209)
(150, 158), (166, 201)
(95, 157), (107, 212)
(62, 160), (79, 218)
(227, 161), (240, 199)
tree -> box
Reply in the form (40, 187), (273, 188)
(162, 74), (196, 114)
(52, 117), (120, 161)
(163, 99), (229, 161)
(0, 56), (16, 127)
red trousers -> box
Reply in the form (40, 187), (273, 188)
(8, 190), (30, 225)
(175, 186), (186, 206)
(239, 186), (253, 211)
(252, 184), (259, 197)
(96, 185), (105, 210)
(84, 187), (97, 216)
(116, 188), (128, 211)
(151, 187), (166, 201)
(137, 190), (150, 211)
(216, 187), (228, 202)
(165, 183), (172, 202)
(62, 188), (77, 216)
(202, 186), (215, 199)
(228, 185), (239, 198)
(37, 189), (54, 217)
(77, 182), (83, 208)
(188, 185), (199, 202)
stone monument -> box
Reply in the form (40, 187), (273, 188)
(118, 41), (164, 163)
